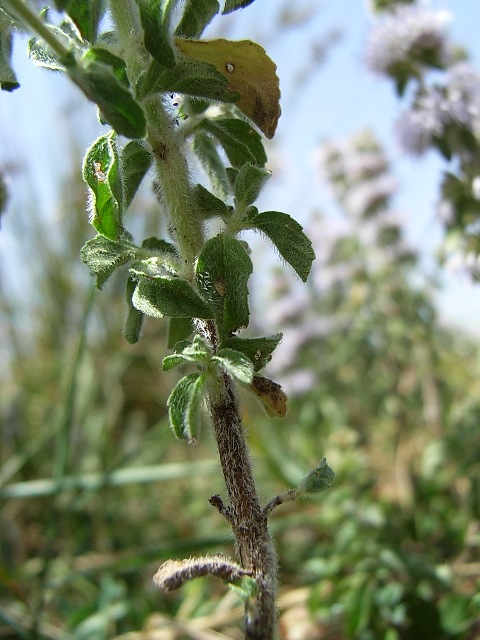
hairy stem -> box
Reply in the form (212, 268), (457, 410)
(111, 2), (278, 635)
(208, 367), (278, 639)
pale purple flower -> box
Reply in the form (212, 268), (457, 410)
(445, 63), (480, 129)
(396, 63), (480, 155)
(365, 5), (451, 76)
(396, 87), (450, 154)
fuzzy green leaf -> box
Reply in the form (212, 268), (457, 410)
(194, 184), (230, 220)
(299, 458), (335, 494)
(176, 0), (219, 38)
(136, 0), (176, 68)
(168, 317), (193, 348)
(0, 27), (19, 91)
(192, 132), (230, 196)
(167, 372), (205, 442)
(141, 237), (177, 255)
(162, 335), (210, 370)
(65, 0), (106, 42)
(69, 60), (146, 138)
(122, 141), (152, 209)
(195, 234), (252, 340)
(222, 0), (256, 14)
(123, 275), (145, 343)
(234, 163), (271, 208)
(137, 57), (239, 103)
(132, 276), (214, 319)
(81, 234), (139, 288)
(198, 118), (267, 168)
(219, 333), (282, 371)
(82, 47), (129, 85)
(212, 348), (254, 384)
(83, 132), (124, 240)
(248, 211), (315, 281)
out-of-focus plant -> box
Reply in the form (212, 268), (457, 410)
(0, 1), (335, 638)
(252, 129), (480, 639)
(365, 1), (480, 279)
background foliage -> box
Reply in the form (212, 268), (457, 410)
(1, 1), (480, 639)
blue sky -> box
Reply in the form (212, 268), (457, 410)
(2, 0), (480, 332)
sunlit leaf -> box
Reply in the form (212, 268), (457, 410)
(132, 275), (214, 319)
(195, 234), (253, 339)
(212, 348), (254, 384)
(167, 372), (205, 442)
(82, 132), (124, 240)
(80, 234), (139, 288)
(175, 37), (280, 138)
(248, 211), (315, 281)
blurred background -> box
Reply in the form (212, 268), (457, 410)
(1, 1), (479, 638)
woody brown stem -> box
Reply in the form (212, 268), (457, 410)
(208, 370), (278, 640)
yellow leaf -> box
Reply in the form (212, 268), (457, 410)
(175, 37), (281, 139)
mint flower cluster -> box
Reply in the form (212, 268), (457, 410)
(365, 2), (480, 278)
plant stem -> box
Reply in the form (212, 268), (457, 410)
(110, 0), (203, 277)
(208, 369), (278, 640)
(111, 2), (278, 635)
(3, 0), (72, 63)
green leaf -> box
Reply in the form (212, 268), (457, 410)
(83, 132), (124, 240)
(198, 118), (267, 168)
(299, 458), (335, 494)
(168, 317), (193, 348)
(162, 334), (210, 370)
(122, 141), (152, 209)
(248, 211), (315, 281)
(80, 234), (139, 288)
(132, 275), (214, 319)
(195, 234), (253, 339)
(27, 17), (81, 72)
(234, 163), (271, 208)
(222, 0), (256, 14)
(219, 333), (282, 371)
(136, 57), (238, 103)
(192, 132), (230, 197)
(123, 275), (145, 344)
(141, 237), (177, 255)
(68, 60), (146, 138)
(167, 372), (205, 442)
(212, 348), (254, 384)
(176, 0), (219, 38)
(82, 47), (129, 86)
(194, 184), (230, 220)
(136, 0), (176, 68)
(0, 27), (19, 91)
(65, 0), (106, 42)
